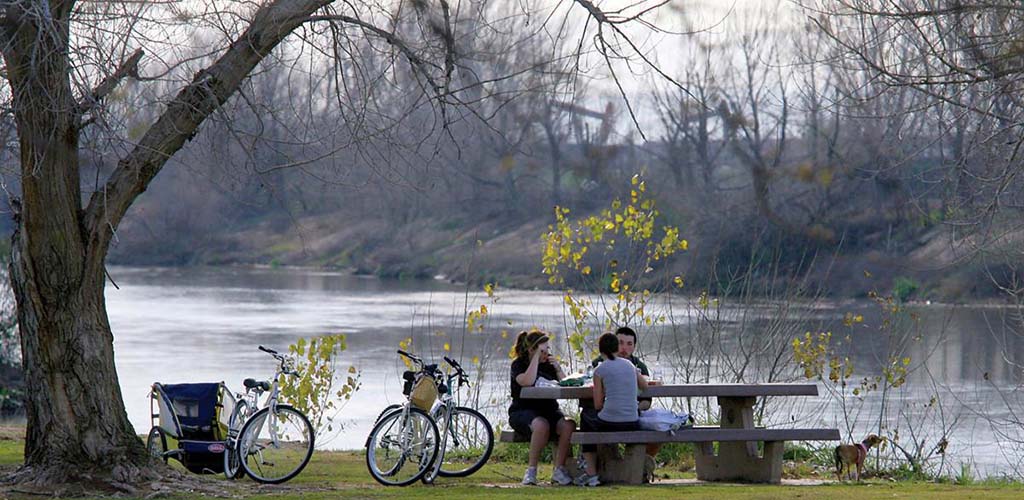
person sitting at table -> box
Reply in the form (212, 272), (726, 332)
(509, 329), (577, 486)
(576, 332), (648, 486)
(589, 326), (662, 468)
(590, 326), (652, 407)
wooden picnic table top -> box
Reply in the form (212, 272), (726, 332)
(520, 382), (819, 400)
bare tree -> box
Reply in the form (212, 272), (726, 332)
(652, 40), (729, 194)
(0, 0), (686, 488)
(808, 0), (1024, 239)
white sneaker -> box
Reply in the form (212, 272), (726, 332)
(522, 466), (538, 485)
(551, 466), (573, 486)
(574, 472), (600, 487)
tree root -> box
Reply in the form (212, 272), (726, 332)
(1, 462), (248, 498)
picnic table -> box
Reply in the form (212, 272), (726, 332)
(500, 383), (838, 484)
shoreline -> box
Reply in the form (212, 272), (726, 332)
(104, 263), (1023, 307)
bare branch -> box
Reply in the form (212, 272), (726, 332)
(306, 14), (445, 93)
(82, 0), (333, 268)
(74, 48), (143, 125)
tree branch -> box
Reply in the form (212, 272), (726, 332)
(74, 48), (143, 125)
(306, 14), (445, 93)
(82, 0), (333, 268)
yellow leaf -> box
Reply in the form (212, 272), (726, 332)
(444, 343), (451, 352)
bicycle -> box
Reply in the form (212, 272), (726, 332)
(222, 375), (267, 479)
(421, 355), (493, 482)
(232, 345), (315, 484)
(364, 350), (442, 486)
(371, 351), (493, 484)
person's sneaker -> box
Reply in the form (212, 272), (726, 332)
(521, 466), (538, 485)
(551, 466), (573, 486)
(574, 472), (600, 487)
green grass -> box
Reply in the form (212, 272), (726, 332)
(2, 431), (1023, 499)
(0, 430), (22, 465)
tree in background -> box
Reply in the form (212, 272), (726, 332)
(809, 0), (1024, 254)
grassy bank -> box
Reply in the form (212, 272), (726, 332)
(1, 427), (1022, 499)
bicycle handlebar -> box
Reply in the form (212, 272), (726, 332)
(258, 345), (299, 377)
(443, 356), (463, 372)
(397, 349), (423, 366)
(397, 351), (469, 386)
(443, 356), (470, 387)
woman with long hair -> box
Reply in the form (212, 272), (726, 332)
(508, 329), (576, 485)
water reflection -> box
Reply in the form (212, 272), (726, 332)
(106, 266), (1022, 477)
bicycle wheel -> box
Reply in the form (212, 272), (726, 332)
(365, 406), (439, 486)
(223, 400), (251, 480)
(146, 427), (168, 464)
(237, 405), (314, 484)
(436, 406), (493, 477)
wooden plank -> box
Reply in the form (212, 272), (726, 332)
(520, 383), (820, 400)
(569, 427), (840, 445)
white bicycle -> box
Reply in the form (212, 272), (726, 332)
(368, 351), (493, 485)
(227, 345), (315, 484)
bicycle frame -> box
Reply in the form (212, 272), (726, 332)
(423, 356), (470, 482)
(240, 346), (299, 456)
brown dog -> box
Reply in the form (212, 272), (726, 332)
(834, 434), (883, 481)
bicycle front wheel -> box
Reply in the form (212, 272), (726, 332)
(223, 400), (251, 480)
(365, 406), (439, 486)
(237, 405), (314, 484)
(436, 406), (493, 477)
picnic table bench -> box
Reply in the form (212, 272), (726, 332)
(499, 383), (838, 484)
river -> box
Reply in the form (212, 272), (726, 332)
(105, 266), (1024, 478)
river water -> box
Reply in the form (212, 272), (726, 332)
(106, 266), (1024, 478)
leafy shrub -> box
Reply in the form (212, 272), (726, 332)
(279, 334), (361, 438)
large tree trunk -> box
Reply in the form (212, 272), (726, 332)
(10, 235), (146, 481)
(2, 1), (147, 480)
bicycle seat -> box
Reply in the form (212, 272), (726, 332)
(244, 378), (271, 391)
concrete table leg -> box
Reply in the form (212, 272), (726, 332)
(597, 443), (647, 484)
(694, 396), (783, 484)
